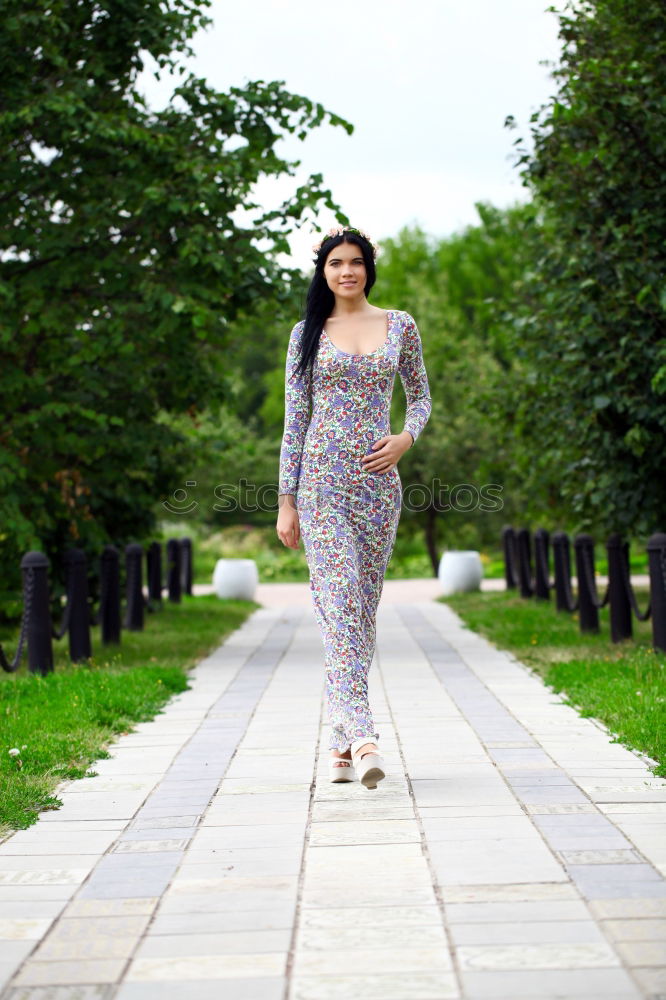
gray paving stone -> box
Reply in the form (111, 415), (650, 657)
(76, 875), (175, 900)
(129, 816), (200, 829)
(157, 890), (297, 916)
(445, 900), (592, 923)
(0, 940), (36, 963)
(459, 967), (642, 998)
(290, 972), (459, 1000)
(449, 920), (606, 945)
(134, 929), (291, 957)
(114, 979), (286, 1000)
(149, 910), (295, 935)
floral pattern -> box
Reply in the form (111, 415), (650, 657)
(278, 310), (432, 751)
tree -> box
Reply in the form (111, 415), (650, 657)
(0, 0), (351, 610)
(504, 0), (666, 536)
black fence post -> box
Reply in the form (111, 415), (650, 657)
(574, 533), (600, 633)
(100, 545), (121, 645)
(147, 541), (163, 607)
(20, 551), (54, 675)
(552, 531), (574, 612)
(166, 538), (182, 603)
(65, 548), (92, 662)
(534, 528), (551, 601)
(501, 526), (518, 590)
(180, 537), (193, 596)
(125, 543), (144, 631)
(647, 532), (666, 653)
(516, 528), (534, 598)
(606, 533), (632, 642)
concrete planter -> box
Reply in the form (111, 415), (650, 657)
(438, 550), (483, 595)
(212, 558), (258, 600)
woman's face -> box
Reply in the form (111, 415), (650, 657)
(323, 240), (366, 299)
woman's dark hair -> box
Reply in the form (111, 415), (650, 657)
(293, 231), (377, 379)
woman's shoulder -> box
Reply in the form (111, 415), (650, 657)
(392, 309), (418, 328)
(290, 319), (306, 337)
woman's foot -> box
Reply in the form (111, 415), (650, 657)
(329, 747), (354, 782)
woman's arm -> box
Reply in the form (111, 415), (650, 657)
(278, 321), (312, 495)
(398, 313), (432, 447)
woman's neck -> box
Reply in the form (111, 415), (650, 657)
(330, 294), (371, 317)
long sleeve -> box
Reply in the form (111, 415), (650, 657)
(398, 312), (432, 446)
(278, 320), (312, 494)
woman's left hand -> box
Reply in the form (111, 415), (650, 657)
(361, 432), (413, 473)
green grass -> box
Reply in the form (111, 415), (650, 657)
(441, 588), (665, 777)
(0, 594), (258, 837)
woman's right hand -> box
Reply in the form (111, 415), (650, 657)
(277, 494), (301, 549)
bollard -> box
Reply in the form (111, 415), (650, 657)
(125, 543), (144, 631)
(574, 533), (600, 633)
(20, 552), (54, 675)
(534, 528), (551, 601)
(552, 531), (576, 612)
(166, 538), (182, 603)
(100, 546), (121, 645)
(606, 534), (632, 642)
(516, 528), (534, 598)
(647, 532), (666, 653)
(147, 541), (163, 607)
(180, 537), (193, 596)
(64, 548), (92, 662)
(501, 526), (518, 590)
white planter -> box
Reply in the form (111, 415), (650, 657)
(212, 558), (258, 600)
(438, 550), (483, 595)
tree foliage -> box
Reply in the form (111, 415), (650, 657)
(0, 0), (350, 609)
(504, 0), (666, 536)
(371, 204), (539, 569)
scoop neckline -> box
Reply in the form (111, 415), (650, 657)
(323, 309), (393, 357)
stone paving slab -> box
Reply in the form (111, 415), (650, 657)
(0, 595), (664, 998)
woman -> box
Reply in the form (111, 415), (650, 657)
(276, 226), (432, 789)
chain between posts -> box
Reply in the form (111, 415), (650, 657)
(582, 543), (610, 610)
(619, 546), (651, 622)
(0, 567), (34, 673)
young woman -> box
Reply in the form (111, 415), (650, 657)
(276, 226), (432, 789)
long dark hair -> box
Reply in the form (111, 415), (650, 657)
(293, 231), (377, 379)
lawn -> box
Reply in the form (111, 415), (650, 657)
(0, 594), (258, 838)
(441, 588), (665, 777)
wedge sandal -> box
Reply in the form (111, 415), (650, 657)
(329, 753), (355, 783)
(350, 738), (385, 790)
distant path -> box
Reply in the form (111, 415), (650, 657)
(194, 574), (651, 606)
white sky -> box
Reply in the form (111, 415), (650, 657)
(138, 0), (563, 270)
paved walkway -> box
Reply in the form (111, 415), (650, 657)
(0, 590), (664, 999)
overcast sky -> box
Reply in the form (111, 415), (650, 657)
(138, 0), (563, 270)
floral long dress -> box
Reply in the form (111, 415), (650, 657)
(278, 310), (432, 752)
